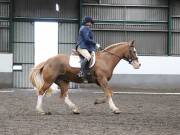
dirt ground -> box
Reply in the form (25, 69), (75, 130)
(0, 88), (180, 135)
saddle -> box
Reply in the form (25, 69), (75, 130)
(69, 49), (96, 68)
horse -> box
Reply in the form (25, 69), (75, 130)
(29, 40), (141, 115)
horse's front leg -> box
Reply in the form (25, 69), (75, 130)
(59, 81), (80, 114)
(97, 77), (121, 114)
(64, 94), (80, 114)
(108, 96), (121, 114)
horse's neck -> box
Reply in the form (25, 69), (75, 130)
(101, 45), (126, 70)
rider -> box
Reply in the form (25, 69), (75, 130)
(76, 16), (100, 80)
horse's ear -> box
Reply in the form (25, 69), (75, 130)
(129, 40), (135, 47)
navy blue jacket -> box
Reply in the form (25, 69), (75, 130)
(77, 25), (96, 52)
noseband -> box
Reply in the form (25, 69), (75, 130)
(123, 57), (133, 64)
(123, 50), (138, 64)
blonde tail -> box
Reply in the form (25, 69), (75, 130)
(29, 62), (59, 96)
(29, 62), (45, 92)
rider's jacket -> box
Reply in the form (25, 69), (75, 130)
(77, 25), (96, 52)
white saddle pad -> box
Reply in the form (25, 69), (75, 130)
(69, 52), (96, 68)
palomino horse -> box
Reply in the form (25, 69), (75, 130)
(29, 40), (141, 114)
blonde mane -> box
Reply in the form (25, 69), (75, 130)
(103, 42), (128, 51)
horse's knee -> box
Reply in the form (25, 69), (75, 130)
(60, 90), (67, 98)
(60, 92), (65, 98)
(108, 90), (113, 97)
(38, 90), (45, 95)
(104, 90), (112, 98)
(39, 82), (52, 94)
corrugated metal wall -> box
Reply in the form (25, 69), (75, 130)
(12, 0), (79, 88)
(58, 22), (79, 89)
(0, 0), (9, 52)
(14, 0), (79, 19)
(93, 24), (167, 55)
(0, 0), (179, 88)
(13, 64), (34, 88)
(126, 7), (167, 21)
(83, 5), (167, 21)
(95, 31), (166, 56)
(13, 22), (34, 88)
(171, 0), (180, 55)
(58, 23), (78, 54)
(13, 21), (79, 88)
(82, 0), (168, 55)
(83, 6), (125, 20)
(101, 0), (168, 5)
(0, 1), (9, 17)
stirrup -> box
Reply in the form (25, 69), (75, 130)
(77, 71), (84, 78)
(77, 72), (88, 83)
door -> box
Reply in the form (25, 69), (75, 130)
(35, 22), (58, 66)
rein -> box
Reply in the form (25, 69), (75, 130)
(103, 49), (121, 59)
(100, 47), (133, 64)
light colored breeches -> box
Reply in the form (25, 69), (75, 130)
(77, 47), (91, 61)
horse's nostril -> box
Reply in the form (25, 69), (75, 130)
(139, 63), (141, 66)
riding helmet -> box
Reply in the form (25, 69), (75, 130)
(82, 16), (95, 24)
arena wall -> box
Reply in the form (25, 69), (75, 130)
(0, 53), (13, 88)
(1, 0), (180, 89)
(81, 56), (180, 90)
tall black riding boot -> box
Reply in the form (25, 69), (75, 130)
(77, 58), (88, 79)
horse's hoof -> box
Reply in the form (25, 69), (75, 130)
(94, 100), (102, 105)
(37, 111), (52, 115)
(94, 99), (106, 105)
(37, 111), (46, 115)
(45, 112), (52, 115)
(94, 99), (100, 104)
(94, 101), (98, 105)
(113, 109), (121, 114)
(73, 111), (80, 114)
(73, 109), (80, 114)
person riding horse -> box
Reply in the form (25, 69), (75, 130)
(30, 41), (141, 115)
(76, 16), (100, 80)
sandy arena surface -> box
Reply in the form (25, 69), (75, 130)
(0, 88), (180, 135)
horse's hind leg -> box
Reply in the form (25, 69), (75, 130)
(59, 81), (80, 114)
(36, 82), (52, 115)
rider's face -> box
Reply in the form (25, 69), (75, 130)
(85, 22), (93, 27)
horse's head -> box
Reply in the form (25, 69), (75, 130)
(123, 40), (141, 69)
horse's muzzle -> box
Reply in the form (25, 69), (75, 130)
(131, 60), (141, 69)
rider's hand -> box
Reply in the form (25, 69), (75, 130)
(96, 43), (100, 49)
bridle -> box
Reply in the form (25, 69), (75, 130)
(100, 47), (137, 64)
(103, 49), (121, 59)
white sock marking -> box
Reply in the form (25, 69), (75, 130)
(108, 97), (118, 111)
(64, 95), (76, 109)
(36, 95), (44, 112)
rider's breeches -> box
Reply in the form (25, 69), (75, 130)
(77, 47), (91, 61)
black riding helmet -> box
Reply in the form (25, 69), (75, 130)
(82, 16), (94, 24)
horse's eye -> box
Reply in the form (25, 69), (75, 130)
(133, 51), (136, 53)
